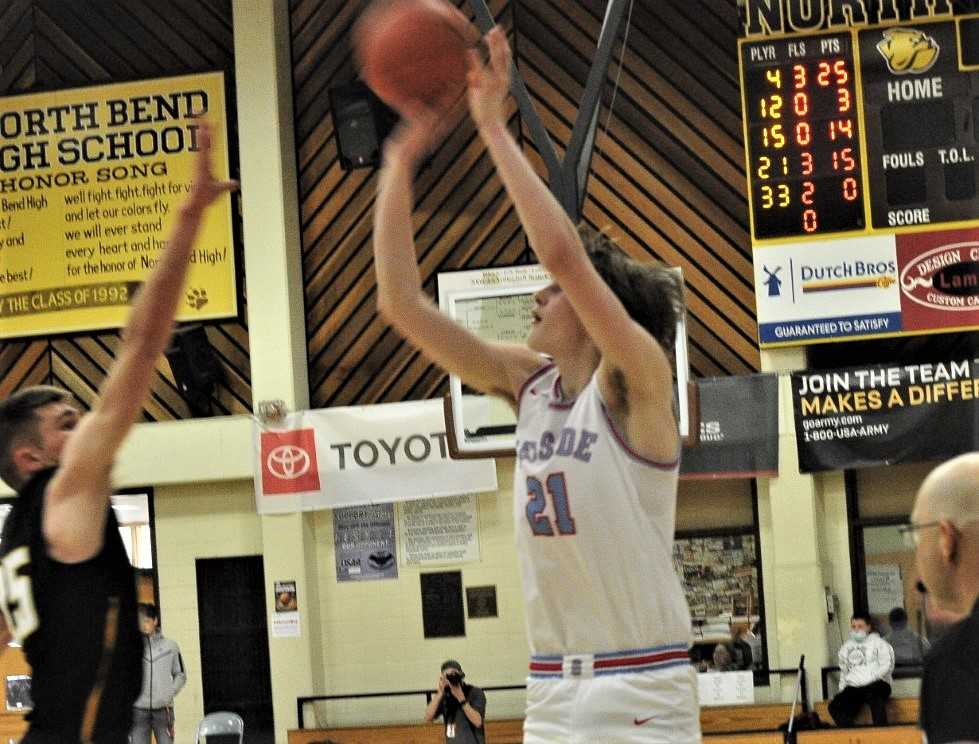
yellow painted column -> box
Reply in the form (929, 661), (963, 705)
(818, 469), (854, 661)
(259, 512), (322, 742)
(232, 2), (317, 742)
(757, 347), (834, 703)
(233, 0), (308, 408)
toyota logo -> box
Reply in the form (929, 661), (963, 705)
(266, 445), (312, 480)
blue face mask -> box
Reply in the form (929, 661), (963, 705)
(850, 630), (868, 642)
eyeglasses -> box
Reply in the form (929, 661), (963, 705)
(898, 521), (943, 549)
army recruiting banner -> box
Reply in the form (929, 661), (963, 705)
(0, 71), (236, 339)
(792, 359), (979, 473)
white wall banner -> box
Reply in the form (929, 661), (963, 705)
(754, 234), (901, 345)
(400, 494), (480, 565)
(697, 671), (755, 706)
(866, 564), (904, 615)
(252, 400), (497, 514)
(271, 580), (300, 638)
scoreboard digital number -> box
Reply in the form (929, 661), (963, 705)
(741, 33), (866, 240)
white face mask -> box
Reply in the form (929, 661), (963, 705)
(850, 630), (868, 642)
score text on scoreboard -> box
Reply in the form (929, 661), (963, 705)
(741, 33), (866, 241)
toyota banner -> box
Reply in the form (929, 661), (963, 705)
(253, 399), (497, 514)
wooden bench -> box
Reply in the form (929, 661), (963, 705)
(289, 722), (787, 744)
(288, 719), (523, 744)
(798, 725), (921, 743)
(701, 703), (794, 734)
(289, 703), (795, 743)
(290, 716), (921, 744)
(290, 702), (803, 743)
(813, 697), (919, 726)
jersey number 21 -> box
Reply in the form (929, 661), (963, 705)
(526, 474), (576, 536)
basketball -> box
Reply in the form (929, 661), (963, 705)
(353, 0), (478, 113)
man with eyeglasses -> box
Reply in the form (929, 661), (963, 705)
(908, 453), (979, 744)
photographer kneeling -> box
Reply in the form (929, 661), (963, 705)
(424, 660), (486, 743)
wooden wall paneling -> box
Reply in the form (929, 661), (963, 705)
(0, 1), (35, 91)
(578, 1), (749, 232)
(514, 2), (757, 374)
(0, 342), (48, 398)
(0, 0), (251, 421)
(516, 2), (743, 224)
(536, 0), (745, 177)
(517, 56), (755, 328)
(293, 0), (758, 410)
(318, 120), (499, 405)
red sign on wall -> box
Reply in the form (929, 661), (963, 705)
(897, 227), (979, 332)
(260, 428), (321, 495)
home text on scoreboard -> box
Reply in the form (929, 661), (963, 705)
(860, 21), (979, 230)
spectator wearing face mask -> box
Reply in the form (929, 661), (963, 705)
(828, 612), (895, 727)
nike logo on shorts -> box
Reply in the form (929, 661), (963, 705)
(634, 715), (655, 726)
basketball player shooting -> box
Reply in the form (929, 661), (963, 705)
(0, 124), (236, 744)
(373, 24), (701, 744)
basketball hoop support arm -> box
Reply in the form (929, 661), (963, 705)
(466, 0), (630, 222)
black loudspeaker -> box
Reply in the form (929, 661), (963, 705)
(328, 81), (398, 170)
(165, 326), (223, 416)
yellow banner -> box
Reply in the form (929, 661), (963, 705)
(0, 71), (236, 339)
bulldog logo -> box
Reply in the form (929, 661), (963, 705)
(876, 28), (940, 74)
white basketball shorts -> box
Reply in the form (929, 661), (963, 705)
(524, 654), (701, 743)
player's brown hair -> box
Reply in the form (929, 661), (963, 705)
(0, 386), (72, 489)
(578, 225), (683, 351)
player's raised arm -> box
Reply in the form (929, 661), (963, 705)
(373, 106), (541, 406)
(43, 123), (238, 563)
(467, 28), (678, 447)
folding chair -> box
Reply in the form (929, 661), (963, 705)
(195, 710), (244, 744)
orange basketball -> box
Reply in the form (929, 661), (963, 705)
(353, 0), (478, 113)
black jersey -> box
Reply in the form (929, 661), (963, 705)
(0, 468), (141, 743)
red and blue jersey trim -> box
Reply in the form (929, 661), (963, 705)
(517, 363), (556, 415)
(529, 643), (691, 679)
(599, 402), (679, 470)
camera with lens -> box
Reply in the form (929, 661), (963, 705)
(445, 671), (463, 686)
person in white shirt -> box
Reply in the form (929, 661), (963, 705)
(828, 612), (895, 727)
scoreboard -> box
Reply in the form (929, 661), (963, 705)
(743, 33), (865, 239)
(860, 21), (978, 229)
(740, 14), (979, 346)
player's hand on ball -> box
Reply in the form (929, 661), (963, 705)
(382, 102), (446, 168)
(467, 25), (511, 129)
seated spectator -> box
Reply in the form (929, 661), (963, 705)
(885, 606), (929, 666)
(690, 647), (710, 673)
(828, 612), (895, 727)
(744, 622), (764, 668)
(729, 622), (755, 670)
(712, 644), (736, 672)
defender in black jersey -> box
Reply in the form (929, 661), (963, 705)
(0, 125), (236, 744)
(0, 465), (141, 742)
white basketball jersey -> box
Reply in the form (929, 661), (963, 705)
(514, 364), (692, 655)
